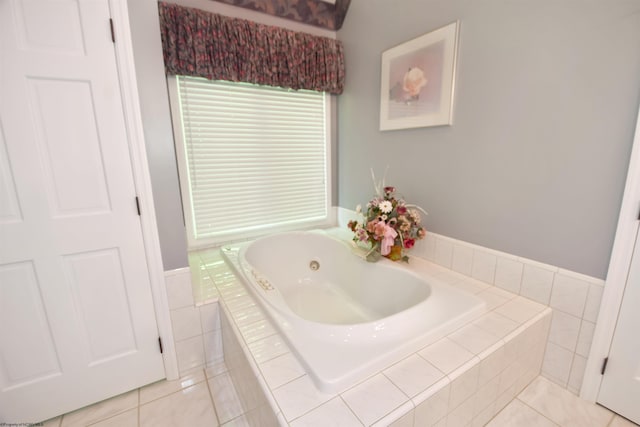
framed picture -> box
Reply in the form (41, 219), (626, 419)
(379, 21), (459, 131)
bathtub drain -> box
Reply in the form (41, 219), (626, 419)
(309, 260), (320, 271)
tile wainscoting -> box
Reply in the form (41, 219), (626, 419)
(191, 243), (552, 426)
(162, 210), (605, 425)
(164, 268), (224, 375)
(337, 207), (604, 395)
(412, 232), (602, 394)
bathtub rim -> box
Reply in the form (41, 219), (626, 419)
(223, 230), (489, 393)
(236, 229), (445, 327)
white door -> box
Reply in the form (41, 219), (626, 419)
(0, 0), (165, 423)
(597, 225), (640, 424)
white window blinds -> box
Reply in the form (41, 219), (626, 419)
(173, 76), (330, 246)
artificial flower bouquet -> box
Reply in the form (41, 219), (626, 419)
(348, 183), (427, 262)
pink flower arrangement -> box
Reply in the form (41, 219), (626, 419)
(348, 185), (427, 262)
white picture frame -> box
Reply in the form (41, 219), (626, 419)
(379, 21), (460, 131)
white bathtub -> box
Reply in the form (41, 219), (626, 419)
(223, 230), (485, 393)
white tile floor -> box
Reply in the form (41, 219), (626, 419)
(487, 377), (638, 427)
(39, 362), (241, 427)
(40, 367), (638, 427)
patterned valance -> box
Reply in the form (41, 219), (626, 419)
(208, 0), (351, 31)
(158, 2), (345, 94)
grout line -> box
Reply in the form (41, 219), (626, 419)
(266, 368), (306, 391)
(515, 396), (561, 426)
(338, 395), (366, 427)
(369, 400), (414, 427)
(204, 368), (222, 427)
(286, 396), (334, 425)
(139, 368), (210, 406)
(232, 315), (268, 333)
(83, 406), (138, 427)
(606, 415), (614, 427)
(219, 413), (246, 427)
(380, 371), (412, 401)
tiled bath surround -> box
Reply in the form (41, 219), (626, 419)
(411, 231), (603, 394)
(337, 207), (604, 394)
(164, 267), (224, 375)
(192, 243), (552, 426)
(163, 219), (604, 424)
(220, 303), (281, 426)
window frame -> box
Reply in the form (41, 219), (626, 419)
(167, 75), (333, 249)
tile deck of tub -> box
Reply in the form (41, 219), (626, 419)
(190, 241), (555, 426)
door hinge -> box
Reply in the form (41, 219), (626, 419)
(601, 357), (609, 375)
(158, 337), (164, 354)
(135, 196), (141, 216)
(109, 18), (115, 43)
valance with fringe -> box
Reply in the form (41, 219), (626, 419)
(158, 2), (345, 94)
(206, 0), (351, 31)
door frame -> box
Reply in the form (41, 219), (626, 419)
(108, 0), (178, 380)
(582, 104), (640, 401)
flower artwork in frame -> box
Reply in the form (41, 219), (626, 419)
(379, 21), (459, 131)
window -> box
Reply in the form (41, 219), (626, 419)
(169, 76), (331, 248)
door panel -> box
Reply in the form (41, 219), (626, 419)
(27, 78), (112, 215)
(63, 249), (137, 363)
(598, 228), (640, 424)
(0, 124), (23, 223)
(0, 0), (165, 422)
(15, 0), (86, 54)
(0, 261), (61, 389)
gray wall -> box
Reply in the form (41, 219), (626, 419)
(337, 0), (640, 279)
(127, 0), (189, 270)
